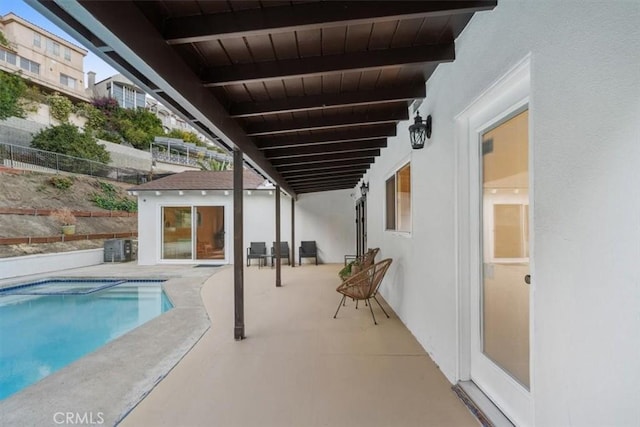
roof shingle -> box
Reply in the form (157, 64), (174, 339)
(129, 170), (268, 191)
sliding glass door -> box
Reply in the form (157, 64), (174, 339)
(161, 205), (226, 262)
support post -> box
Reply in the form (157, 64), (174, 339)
(233, 149), (245, 340)
(275, 185), (281, 287)
(291, 197), (295, 267)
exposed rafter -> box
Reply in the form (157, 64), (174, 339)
(280, 168), (369, 180)
(277, 159), (375, 173)
(270, 150), (381, 167)
(256, 125), (397, 149)
(230, 83), (425, 118)
(265, 139), (387, 160)
(245, 108), (408, 136)
(201, 44), (455, 87)
(164, 1), (497, 44)
(286, 172), (366, 184)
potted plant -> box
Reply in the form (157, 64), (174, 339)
(51, 207), (77, 235)
(338, 259), (360, 280)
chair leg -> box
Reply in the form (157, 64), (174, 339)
(372, 295), (390, 318)
(334, 295), (346, 319)
(367, 298), (378, 325)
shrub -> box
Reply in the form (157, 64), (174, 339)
(31, 124), (111, 164)
(75, 102), (106, 133)
(49, 175), (74, 190)
(47, 92), (74, 123)
(0, 70), (27, 120)
(90, 180), (137, 212)
(51, 208), (77, 225)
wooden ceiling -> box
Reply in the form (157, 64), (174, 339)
(32, 0), (496, 196)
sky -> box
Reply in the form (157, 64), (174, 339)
(0, 0), (117, 85)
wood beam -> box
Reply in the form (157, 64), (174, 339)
(270, 150), (380, 167)
(230, 84), (424, 118)
(291, 198), (295, 268)
(257, 125), (396, 149)
(275, 185), (281, 287)
(202, 44), (455, 87)
(281, 168), (369, 180)
(277, 159), (374, 173)
(293, 182), (359, 192)
(246, 108), (408, 136)
(286, 171), (366, 184)
(265, 139), (387, 160)
(290, 176), (363, 187)
(164, 1), (497, 44)
(233, 149), (244, 340)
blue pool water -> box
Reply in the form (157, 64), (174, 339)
(0, 279), (172, 400)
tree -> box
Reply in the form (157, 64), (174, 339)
(31, 123), (111, 164)
(0, 70), (27, 120)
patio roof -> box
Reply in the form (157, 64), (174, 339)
(28, 0), (496, 196)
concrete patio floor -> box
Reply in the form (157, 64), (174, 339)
(120, 263), (478, 427)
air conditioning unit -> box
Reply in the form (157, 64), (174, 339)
(104, 239), (132, 262)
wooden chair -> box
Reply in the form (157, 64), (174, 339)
(333, 258), (392, 325)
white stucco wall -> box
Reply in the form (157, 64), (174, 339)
(365, 1), (639, 426)
(135, 188), (354, 266)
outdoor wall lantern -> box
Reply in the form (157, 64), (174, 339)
(360, 182), (369, 197)
(408, 112), (432, 149)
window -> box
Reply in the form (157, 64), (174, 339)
(59, 73), (76, 90)
(46, 39), (60, 56)
(0, 49), (5, 62)
(19, 57), (40, 75)
(385, 162), (411, 232)
(5, 51), (16, 65)
(33, 33), (41, 48)
(64, 47), (71, 61)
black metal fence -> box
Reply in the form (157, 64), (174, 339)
(0, 142), (151, 184)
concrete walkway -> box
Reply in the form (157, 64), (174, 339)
(120, 264), (478, 427)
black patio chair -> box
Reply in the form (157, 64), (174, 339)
(270, 241), (290, 267)
(299, 241), (318, 265)
(246, 242), (266, 267)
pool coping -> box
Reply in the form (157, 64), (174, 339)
(0, 264), (222, 426)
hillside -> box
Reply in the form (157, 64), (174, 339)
(0, 168), (138, 258)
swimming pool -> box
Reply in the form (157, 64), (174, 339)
(0, 278), (172, 400)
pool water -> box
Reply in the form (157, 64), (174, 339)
(0, 279), (171, 400)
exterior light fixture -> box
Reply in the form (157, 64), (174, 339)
(223, 190), (229, 196)
(201, 190), (207, 196)
(247, 190), (252, 195)
(360, 182), (369, 197)
(269, 190), (273, 195)
(155, 191), (161, 196)
(408, 112), (432, 149)
(178, 190), (184, 196)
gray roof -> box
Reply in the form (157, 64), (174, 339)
(129, 170), (267, 191)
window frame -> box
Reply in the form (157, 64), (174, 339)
(384, 160), (412, 234)
(33, 33), (41, 48)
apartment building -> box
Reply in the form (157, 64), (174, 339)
(0, 13), (89, 102)
(90, 73), (192, 134)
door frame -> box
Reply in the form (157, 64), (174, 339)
(455, 55), (534, 426)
